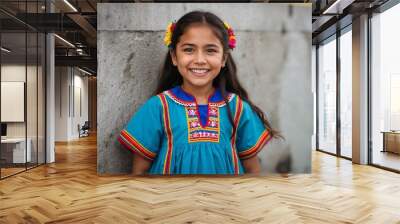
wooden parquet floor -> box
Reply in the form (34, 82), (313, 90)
(1, 135), (400, 224)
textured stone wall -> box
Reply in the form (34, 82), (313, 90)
(98, 3), (312, 174)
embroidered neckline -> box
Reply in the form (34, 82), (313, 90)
(186, 103), (220, 143)
(163, 86), (235, 107)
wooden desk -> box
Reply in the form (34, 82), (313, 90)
(1, 138), (32, 163)
(381, 131), (400, 154)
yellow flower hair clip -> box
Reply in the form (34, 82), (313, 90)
(164, 22), (176, 48)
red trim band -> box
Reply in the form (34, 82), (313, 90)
(238, 130), (271, 160)
(159, 94), (173, 174)
(119, 130), (156, 161)
(231, 96), (243, 175)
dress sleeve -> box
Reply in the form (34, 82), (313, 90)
(235, 98), (272, 160)
(118, 96), (163, 161)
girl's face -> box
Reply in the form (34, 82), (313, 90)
(171, 24), (227, 90)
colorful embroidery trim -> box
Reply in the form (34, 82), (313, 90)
(186, 104), (220, 143)
(119, 130), (156, 161)
(238, 129), (271, 160)
(164, 90), (235, 107)
(158, 94), (174, 175)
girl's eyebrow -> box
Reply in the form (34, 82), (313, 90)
(180, 43), (220, 48)
(204, 44), (219, 48)
(180, 43), (196, 47)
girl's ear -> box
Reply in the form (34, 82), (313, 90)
(170, 50), (178, 66)
(222, 53), (228, 67)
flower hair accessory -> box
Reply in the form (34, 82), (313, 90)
(223, 22), (236, 50)
(164, 22), (176, 48)
(163, 21), (237, 50)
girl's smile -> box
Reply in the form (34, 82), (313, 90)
(189, 68), (211, 77)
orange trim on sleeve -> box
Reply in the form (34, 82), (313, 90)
(119, 129), (156, 161)
(238, 129), (271, 160)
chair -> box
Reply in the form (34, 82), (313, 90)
(78, 121), (90, 138)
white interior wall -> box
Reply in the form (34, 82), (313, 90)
(75, 73), (89, 136)
(1, 64), (46, 164)
(1, 65), (37, 138)
(1, 66), (26, 136)
(55, 66), (69, 141)
(54, 67), (89, 141)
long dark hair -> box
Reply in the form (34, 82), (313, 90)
(154, 11), (280, 139)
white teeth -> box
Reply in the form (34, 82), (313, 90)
(190, 69), (209, 74)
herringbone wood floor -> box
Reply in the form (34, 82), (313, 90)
(0, 135), (400, 224)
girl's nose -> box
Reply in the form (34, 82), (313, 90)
(194, 51), (207, 64)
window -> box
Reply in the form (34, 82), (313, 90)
(339, 28), (352, 158)
(371, 2), (400, 171)
(317, 36), (337, 154)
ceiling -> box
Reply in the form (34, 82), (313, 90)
(0, 0), (393, 75)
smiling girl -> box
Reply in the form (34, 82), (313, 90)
(118, 11), (279, 175)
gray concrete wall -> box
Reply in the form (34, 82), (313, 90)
(98, 3), (312, 174)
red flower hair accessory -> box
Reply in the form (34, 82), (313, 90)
(223, 22), (236, 50)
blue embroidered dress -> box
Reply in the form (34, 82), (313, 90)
(118, 86), (271, 175)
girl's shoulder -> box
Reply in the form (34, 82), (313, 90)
(160, 86), (236, 107)
(145, 95), (163, 105)
(135, 95), (163, 112)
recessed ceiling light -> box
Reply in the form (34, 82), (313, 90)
(1, 47), (11, 53)
(78, 67), (93, 76)
(54, 34), (75, 48)
(63, 0), (78, 12)
(322, 0), (354, 15)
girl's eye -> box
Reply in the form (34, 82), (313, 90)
(207, 49), (217, 53)
(183, 48), (194, 53)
